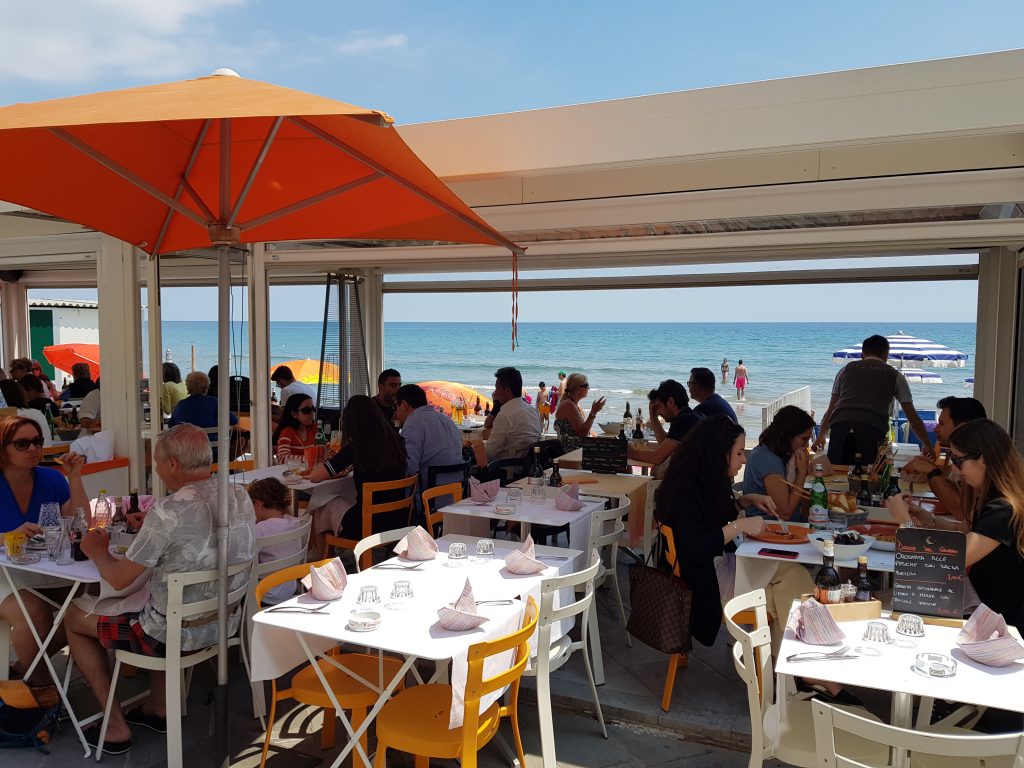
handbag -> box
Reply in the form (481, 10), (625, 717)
(626, 532), (693, 655)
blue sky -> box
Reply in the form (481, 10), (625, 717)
(5, 1), (1018, 321)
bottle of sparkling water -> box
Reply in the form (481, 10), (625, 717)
(808, 465), (829, 533)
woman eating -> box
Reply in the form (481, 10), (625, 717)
(272, 394), (317, 464)
(0, 415), (88, 684)
(742, 405), (816, 522)
(553, 372), (606, 453)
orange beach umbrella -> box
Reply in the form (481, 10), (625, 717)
(272, 359), (340, 386)
(417, 380), (493, 413)
(43, 343), (100, 380)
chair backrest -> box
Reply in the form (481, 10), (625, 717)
(213, 459), (256, 474)
(723, 588), (774, 762)
(255, 558), (334, 604)
(165, 560), (252, 660)
(353, 526), (418, 572)
(251, 517), (312, 593)
(362, 474), (418, 531)
(426, 460), (472, 495)
(811, 699), (1024, 768)
(536, 550), (602, 650)
(588, 499), (629, 561)
(659, 523), (680, 576)
(422, 482), (463, 537)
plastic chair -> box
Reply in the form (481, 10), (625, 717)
(589, 498), (630, 649)
(811, 699), (1024, 768)
(352, 526), (418, 572)
(95, 561), (253, 768)
(724, 589), (888, 768)
(322, 474), (418, 569)
(373, 597), (540, 768)
(524, 551), (606, 768)
(422, 481), (463, 537)
(657, 523), (690, 711)
(426, 460), (472, 496)
(255, 560), (406, 768)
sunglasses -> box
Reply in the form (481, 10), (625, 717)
(949, 452), (980, 468)
(579, 382), (591, 388)
(6, 437), (45, 452)
(297, 406), (317, 415)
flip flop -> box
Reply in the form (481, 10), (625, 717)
(84, 727), (133, 755)
(125, 707), (168, 734)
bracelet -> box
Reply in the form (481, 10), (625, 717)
(927, 467), (943, 480)
(729, 520), (740, 534)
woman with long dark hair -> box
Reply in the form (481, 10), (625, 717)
(742, 405), (816, 521)
(272, 393), (317, 463)
(305, 395), (408, 551)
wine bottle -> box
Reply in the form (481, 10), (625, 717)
(814, 540), (842, 604)
(854, 556), (872, 602)
(528, 447), (545, 486)
(883, 470), (902, 500)
(632, 408), (644, 440)
(548, 459), (562, 487)
(70, 507), (89, 561)
(622, 401), (633, 435)
(856, 476), (871, 508)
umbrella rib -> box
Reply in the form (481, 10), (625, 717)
(287, 116), (524, 256)
(227, 117), (284, 229)
(152, 119), (214, 256)
(49, 127), (209, 233)
(179, 176), (218, 223)
(238, 172), (382, 231)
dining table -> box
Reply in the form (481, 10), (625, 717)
(227, 462), (355, 512)
(249, 534), (582, 768)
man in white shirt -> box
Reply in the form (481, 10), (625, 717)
(485, 366), (541, 463)
(271, 365), (315, 416)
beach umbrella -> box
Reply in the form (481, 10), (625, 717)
(831, 331), (968, 368)
(0, 70), (519, 768)
(272, 358), (341, 386)
(42, 342), (101, 380)
(417, 380), (494, 413)
(900, 368), (944, 385)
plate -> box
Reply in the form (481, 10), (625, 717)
(8, 552), (42, 565)
(851, 523), (897, 551)
(747, 524), (810, 544)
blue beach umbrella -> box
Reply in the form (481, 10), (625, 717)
(832, 331), (968, 369)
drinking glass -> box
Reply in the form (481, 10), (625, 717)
(4, 531), (26, 559)
(505, 488), (522, 508)
(38, 502), (62, 529)
(285, 455), (303, 474)
(896, 614), (925, 637)
(43, 525), (63, 561)
(357, 585), (381, 605)
(474, 539), (495, 562)
(530, 484), (548, 502)
(387, 580), (414, 610)
(447, 542), (468, 567)
(862, 621), (892, 644)
(55, 520), (73, 566)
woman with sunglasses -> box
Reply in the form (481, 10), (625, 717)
(29, 360), (60, 402)
(272, 394), (317, 464)
(0, 415), (88, 683)
(553, 372), (606, 452)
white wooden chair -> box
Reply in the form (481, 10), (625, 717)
(811, 698), (1024, 768)
(724, 589), (888, 768)
(95, 561), (252, 768)
(353, 526), (418, 572)
(586, 498), (630, 686)
(523, 550), (606, 768)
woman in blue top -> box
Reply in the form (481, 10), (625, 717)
(742, 405), (815, 522)
(0, 415), (88, 683)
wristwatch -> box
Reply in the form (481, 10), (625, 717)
(926, 467), (943, 480)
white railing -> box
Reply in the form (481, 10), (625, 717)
(761, 386), (812, 430)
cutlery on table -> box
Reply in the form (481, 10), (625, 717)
(371, 562), (424, 570)
(475, 600), (515, 606)
(537, 555), (570, 561)
(786, 645), (856, 662)
(265, 603), (330, 614)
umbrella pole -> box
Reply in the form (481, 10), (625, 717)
(215, 247), (231, 768)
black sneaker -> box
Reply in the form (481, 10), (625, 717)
(125, 708), (168, 734)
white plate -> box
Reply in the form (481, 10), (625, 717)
(870, 538), (896, 552)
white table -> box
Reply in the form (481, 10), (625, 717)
(250, 535), (581, 768)
(776, 612), (1024, 766)
(0, 552), (101, 757)
(734, 536), (895, 596)
(440, 486), (604, 555)
(227, 463), (355, 511)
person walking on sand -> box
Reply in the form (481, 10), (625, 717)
(721, 357), (729, 386)
(734, 360), (748, 401)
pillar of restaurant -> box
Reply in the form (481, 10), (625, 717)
(97, 235), (145, 488)
(361, 269), (385, 381)
(145, 253), (165, 497)
(247, 243), (272, 467)
(0, 277), (30, 364)
(974, 247), (1019, 430)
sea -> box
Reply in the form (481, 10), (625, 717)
(149, 322), (977, 440)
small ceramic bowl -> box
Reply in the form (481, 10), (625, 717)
(347, 610), (382, 632)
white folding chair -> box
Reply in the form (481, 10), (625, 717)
(524, 550), (606, 768)
(640, 479), (660, 562)
(812, 698), (1024, 768)
(95, 561), (252, 768)
(724, 589), (888, 768)
(353, 526), (418, 572)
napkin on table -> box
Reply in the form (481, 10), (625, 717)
(469, 477), (500, 504)
(301, 557), (348, 601)
(956, 603), (1024, 667)
(503, 534), (547, 575)
(555, 483), (585, 511)
(785, 598), (845, 646)
(394, 526), (438, 560)
(437, 578), (489, 631)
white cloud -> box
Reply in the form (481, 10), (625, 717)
(335, 33), (408, 55)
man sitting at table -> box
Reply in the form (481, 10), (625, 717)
(62, 362), (99, 401)
(687, 367), (738, 423)
(628, 379), (703, 468)
(373, 368), (402, 426)
(64, 424), (256, 754)
(271, 365), (314, 417)
(484, 366), (541, 466)
(395, 383), (463, 491)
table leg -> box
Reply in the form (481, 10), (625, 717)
(891, 691), (913, 768)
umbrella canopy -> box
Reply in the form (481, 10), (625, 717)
(417, 380), (493, 414)
(832, 332), (968, 369)
(43, 343), (100, 380)
(272, 359), (340, 386)
(900, 368), (943, 385)
(0, 71), (519, 256)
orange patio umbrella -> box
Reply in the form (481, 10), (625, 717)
(42, 343), (100, 380)
(417, 380), (493, 414)
(272, 359), (340, 385)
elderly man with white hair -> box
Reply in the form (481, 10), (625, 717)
(64, 424), (256, 754)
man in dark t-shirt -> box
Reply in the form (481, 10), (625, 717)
(688, 367), (738, 423)
(373, 368), (402, 425)
(629, 379), (703, 467)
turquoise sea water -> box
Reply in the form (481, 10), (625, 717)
(151, 321), (977, 439)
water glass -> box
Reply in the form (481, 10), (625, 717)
(55, 520), (73, 566)
(474, 539), (495, 562)
(387, 580), (414, 610)
(285, 455), (304, 474)
(357, 585), (381, 605)
(862, 621), (892, 644)
(447, 542), (468, 567)
(896, 614), (925, 637)
(530, 484), (548, 502)
(38, 502), (62, 529)
(43, 525), (63, 561)
(505, 488), (522, 507)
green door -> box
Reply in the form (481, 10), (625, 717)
(29, 309), (55, 378)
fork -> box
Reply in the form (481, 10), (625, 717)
(786, 645), (851, 662)
(265, 603), (330, 614)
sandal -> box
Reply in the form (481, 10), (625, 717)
(84, 727), (133, 755)
(795, 677), (864, 708)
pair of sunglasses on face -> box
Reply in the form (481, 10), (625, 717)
(6, 438), (45, 451)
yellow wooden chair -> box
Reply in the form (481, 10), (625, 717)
(373, 597), (539, 768)
(323, 474), (418, 569)
(211, 458), (255, 473)
(421, 481), (463, 537)
(256, 560), (405, 768)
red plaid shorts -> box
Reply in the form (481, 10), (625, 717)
(96, 613), (166, 657)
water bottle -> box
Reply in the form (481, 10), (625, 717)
(94, 490), (111, 529)
(808, 464), (829, 533)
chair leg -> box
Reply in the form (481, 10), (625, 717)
(510, 702), (526, 768)
(661, 654), (682, 712)
(609, 563), (631, 648)
(166, 662), (183, 768)
(351, 706), (368, 758)
(181, 667), (193, 717)
(581, 631), (608, 738)
(320, 707), (336, 750)
(96, 657), (123, 762)
(260, 686), (279, 768)
(372, 744), (387, 768)
(414, 755), (429, 768)
(536, 663), (557, 768)
(587, 598), (605, 685)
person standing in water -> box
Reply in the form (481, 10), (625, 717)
(720, 357), (729, 386)
(734, 359), (748, 401)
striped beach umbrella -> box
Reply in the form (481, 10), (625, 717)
(831, 331), (968, 369)
(900, 368), (943, 385)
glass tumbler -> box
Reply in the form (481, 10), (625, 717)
(474, 539), (495, 562)
(862, 621), (892, 644)
(387, 580), (414, 610)
(38, 502), (62, 529)
(357, 585), (381, 605)
(447, 542), (468, 567)
(43, 525), (63, 561)
(506, 488), (522, 508)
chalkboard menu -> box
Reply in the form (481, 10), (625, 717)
(892, 528), (967, 619)
(581, 437), (627, 475)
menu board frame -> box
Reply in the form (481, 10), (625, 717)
(892, 528), (967, 619)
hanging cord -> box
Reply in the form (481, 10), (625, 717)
(511, 250), (520, 350)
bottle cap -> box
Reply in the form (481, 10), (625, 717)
(814, 463), (823, 471)
(857, 555), (868, 564)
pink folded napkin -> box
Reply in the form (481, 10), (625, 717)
(469, 477), (500, 504)
(555, 483), (585, 511)
(394, 526), (438, 560)
(437, 578), (488, 630)
(300, 557), (348, 601)
(957, 604), (1024, 667)
(786, 598), (845, 646)
(503, 535), (547, 575)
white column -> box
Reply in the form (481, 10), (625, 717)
(248, 243), (272, 467)
(974, 247), (1018, 430)
(97, 236), (144, 488)
(361, 269), (385, 377)
(146, 253), (165, 498)
(0, 279), (30, 363)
